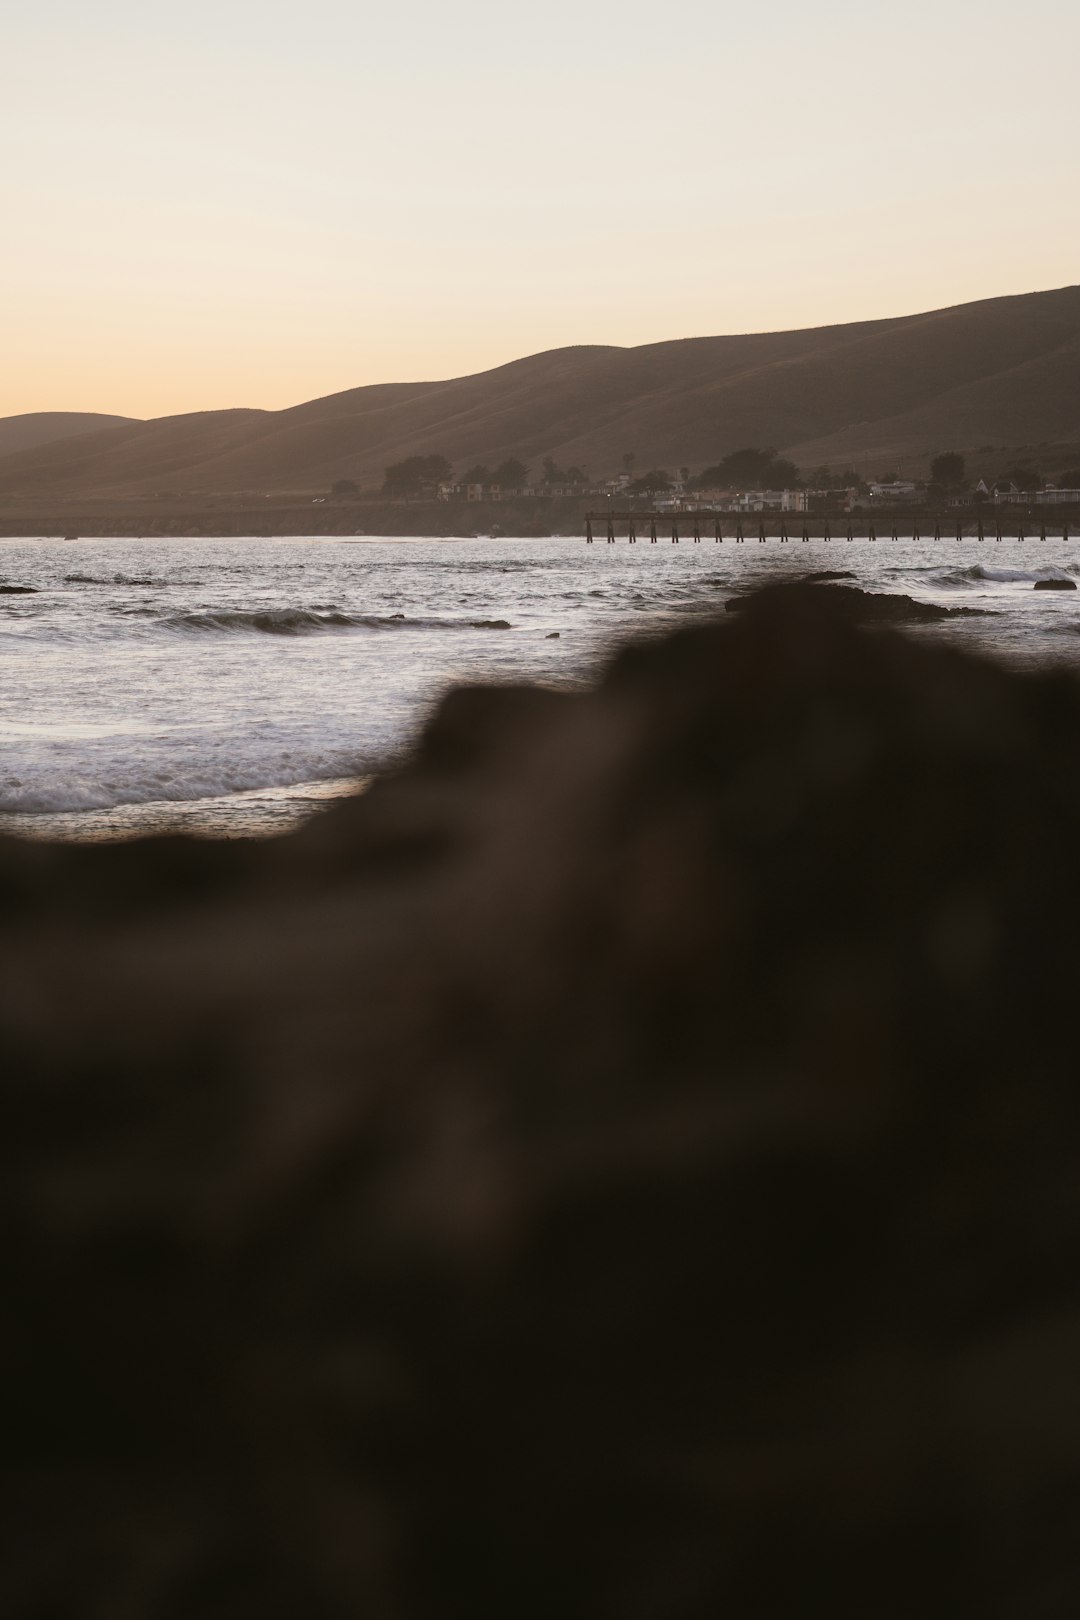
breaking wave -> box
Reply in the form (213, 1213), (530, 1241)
(0, 753), (367, 816)
(158, 608), (512, 635)
(931, 564), (1072, 587)
(64, 572), (172, 586)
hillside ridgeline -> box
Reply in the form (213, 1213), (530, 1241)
(0, 411), (140, 459)
(1, 285), (1078, 499)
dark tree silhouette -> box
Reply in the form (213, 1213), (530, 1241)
(382, 455), (452, 495)
(1001, 463), (1041, 492)
(930, 452), (966, 487)
(630, 470), (672, 495)
(697, 449), (800, 489)
(494, 458), (529, 487)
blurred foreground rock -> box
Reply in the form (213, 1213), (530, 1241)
(2, 584), (1080, 1618)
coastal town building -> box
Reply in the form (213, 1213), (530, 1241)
(652, 489), (808, 514)
(728, 489), (808, 514)
(868, 481), (922, 504)
(805, 486), (860, 513)
(996, 486), (1080, 506)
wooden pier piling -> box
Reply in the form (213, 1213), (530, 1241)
(583, 510), (1074, 547)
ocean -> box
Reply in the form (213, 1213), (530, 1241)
(3, 531), (1080, 840)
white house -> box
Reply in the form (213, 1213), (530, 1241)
(868, 481), (921, 503)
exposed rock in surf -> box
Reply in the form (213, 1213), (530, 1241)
(726, 578), (994, 622)
(0, 584), (37, 595)
(158, 607), (515, 636)
(0, 590), (1078, 1618)
(1033, 578), (1077, 590)
(545, 631), (561, 638)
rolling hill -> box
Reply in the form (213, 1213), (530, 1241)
(0, 412), (139, 459)
(2, 285), (1078, 498)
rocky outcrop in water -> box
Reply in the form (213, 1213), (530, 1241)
(2, 593), (1079, 1618)
(727, 577), (994, 621)
(1034, 578), (1077, 590)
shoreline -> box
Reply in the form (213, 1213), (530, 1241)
(0, 496), (585, 540)
(2, 496), (1078, 541)
(0, 776), (368, 844)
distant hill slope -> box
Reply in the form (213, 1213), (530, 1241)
(0, 412), (140, 459)
(2, 286), (1078, 497)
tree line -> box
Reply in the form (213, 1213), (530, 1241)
(377, 456), (548, 497)
(332, 447), (1080, 503)
(335, 455), (591, 498)
(925, 452), (1080, 493)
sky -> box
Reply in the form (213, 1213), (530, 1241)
(3, 0), (1079, 419)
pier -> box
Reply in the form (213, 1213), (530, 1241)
(585, 511), (1071, 544)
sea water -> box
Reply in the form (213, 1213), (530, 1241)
(3, 532), (1080, 840)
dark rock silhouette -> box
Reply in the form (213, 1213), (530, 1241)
(1034, 578), (1077, 590)
(727, 578), (993, 622)
(2, 592), (1080, 1618)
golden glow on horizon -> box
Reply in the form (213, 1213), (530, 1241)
(4, 0), (1079, 420)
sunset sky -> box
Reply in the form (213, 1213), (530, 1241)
(4, 0), (1079, 419)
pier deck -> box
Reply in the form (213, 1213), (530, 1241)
(584, 511), (1071, 544)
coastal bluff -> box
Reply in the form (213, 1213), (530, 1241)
(3, 585), (1080, 1617)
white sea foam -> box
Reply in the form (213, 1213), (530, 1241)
(931, 563), (1071, 586)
